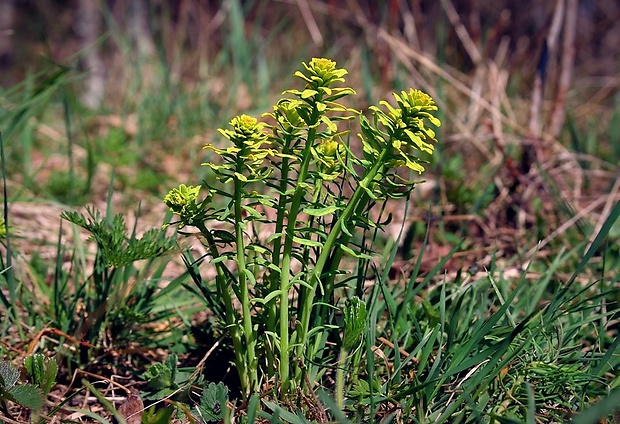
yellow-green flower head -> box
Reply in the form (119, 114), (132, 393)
(309, 58), (337, 77)
(164, 184), (200, 214)
(370, 89), (440, 162)
(274, 99), (303, 132)
(317, 137), (339, 158)
(361, 88), (441, 176)
(221, 115), (268, 146)
(295, 57), (348, 89)
(204, 114), (274, 182)
(313, 137), (344, 180)
(211, 114), (271, 160)
(378, 89), (440, 133)
(404, 89), (435, 109)
(163, 184), (207, 227)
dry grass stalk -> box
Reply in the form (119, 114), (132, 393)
(548, 0), (578, 139)
(527, 0), (565, 163)
(296, 0), (324, 46)
(440, 0), (482, 65)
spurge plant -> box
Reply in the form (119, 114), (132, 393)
(163, 58), (441, 400)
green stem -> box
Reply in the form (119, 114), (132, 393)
(265, 135), (296, 379)
(298, 179), (325, 333)
(234, 173), (258, 394)
(196, 222), (247, 396)
(336, 348), (348, 410)
(307, 194), (373, 372)
(316, 193), (372, 319)
(278, 125), (318, 394)
(296, 148), (389, 375)
(267, 140), (294, 333)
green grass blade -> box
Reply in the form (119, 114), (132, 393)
(571, 387), (620, 424)
(546, 200), (620, 315)
(81, 379), (127, 424)
(0, 132), (20, 335)
(590, 331), (620, 378)
(571, 200), (620, 284)
(62, 90), (75, 204)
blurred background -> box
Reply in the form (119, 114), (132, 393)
(1, 0), (619, 270)
(2, 1), (619, 97)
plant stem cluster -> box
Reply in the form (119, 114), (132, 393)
(163, 58), (441, 399)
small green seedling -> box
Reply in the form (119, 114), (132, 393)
(142, 353), (183, 398)
(194, 382), (229, 423)
(24, 353), (58, 397)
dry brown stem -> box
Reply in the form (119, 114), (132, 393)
(296, 0), (323, 46)
(528, 0), (565, 141)
(440, 0), (482, 65)
(548, 0), (578, 139)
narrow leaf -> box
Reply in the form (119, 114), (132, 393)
(302, 205), (341, 217)
(339, 244), (373, 260)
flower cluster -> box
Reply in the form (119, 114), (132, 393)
(263, 99), (306, 159)
(362, 88), (441, 175)
(374, 89), (439, 154)
(285, 58), (357, 125)
(295, 58), (348, 91)
(311, 137), (345, 180)
(163, 184), (209, 228)
(270, 99), (304, 135)
(264, 59), (357, 189)
(203, 115), (273, 182)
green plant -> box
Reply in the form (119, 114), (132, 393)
(0, 359), (47, 419)
(142, 353), (183, 396)
(163, 58), (441, 399)
(24, 354), (58, 398)
(55, 203), (178, 356)
(194, 382), (230, 423)
(336, 296), (367, 410)
(140, 353), (214, 423)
